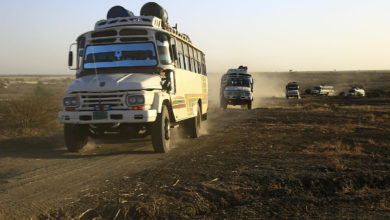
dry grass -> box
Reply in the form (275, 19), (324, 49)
(315, 123), (355, 134)
(302, 103), (330, 111)
(301, 103), (339, 112)
(339, 182), (354, 193)
(379, 198), (390, 210)
(0, 84), (61, 137)
(381, 114), (390, 119)
(367, 138), (376, 145)
(318, 140), (362, 155)
(364, 113), (376, 122)
(329, 158), (347, 171)
(304, 140), (363, 156)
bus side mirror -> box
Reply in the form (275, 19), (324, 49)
(68, 51), (73, 67)
(162, 70), (175, 92)
(68, 43), (78, 70)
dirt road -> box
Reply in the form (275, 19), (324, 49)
(0, 106), (245, 219)
(1, 97), (390, 219)
(0, 136), (165, 218)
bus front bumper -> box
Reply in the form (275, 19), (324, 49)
(59, 110), (157, 124)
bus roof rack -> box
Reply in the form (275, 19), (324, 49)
(227, 67), (248, 74)
(95, 16), (162, 30)
(94, 15), (191, 43)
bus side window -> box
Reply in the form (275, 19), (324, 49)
(193, 49), (198, 73)
(197, 51), (202, 74)
(170, 37), (178, 67)
(190, 47), (196, 73)
(201, 54), (207, 75)
(183, 43), (191, 71)
(177, 40), (185, 69)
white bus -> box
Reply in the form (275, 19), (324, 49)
(220, 66), (254, 109)
(285, 82), (300, 99)
(59, 3), (208, 153)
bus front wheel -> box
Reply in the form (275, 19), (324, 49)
(220, 99), (227, 110)
(152, 105), (171, 153)
(64, 124), (89, 152)
(247, 101), (252, 110)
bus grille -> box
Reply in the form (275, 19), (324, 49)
(78, 92), (127, 111)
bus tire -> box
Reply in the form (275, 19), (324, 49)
(185, 104), (201, 138)
(247, 101), (252, 110)
(152, 105), (171, 153)
(64, 124), (88, 152)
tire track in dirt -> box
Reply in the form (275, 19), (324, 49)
(0, 109), (248, 219)
(0, 139), (167, 218)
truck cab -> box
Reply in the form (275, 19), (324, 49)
(348, 87), (365, 97)
(220, 66), (253, 110)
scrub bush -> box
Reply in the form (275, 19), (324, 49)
(0, 84), (61, 136)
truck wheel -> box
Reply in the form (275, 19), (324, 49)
(64, 124), (89, 152)
(152, 105), (171, 153)
(247, 101), (252, 110)
(184, 105), (201, 138)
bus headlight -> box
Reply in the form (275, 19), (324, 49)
(127, 95), (145, 106)
(63, 96), (79, 107)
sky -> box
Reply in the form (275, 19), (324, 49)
(0, 0), (389, 75)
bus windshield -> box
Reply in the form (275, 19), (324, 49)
(287, 85), (298, 90)
(83, 43), (157, 69)
(227, 78), (250, 87)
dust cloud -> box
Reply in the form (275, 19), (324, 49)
(82, 138), (102, 151)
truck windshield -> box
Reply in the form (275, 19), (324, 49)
(227, 78), (250, 87)
(83, 43), (157, 69)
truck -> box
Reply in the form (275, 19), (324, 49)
(311, 85), (335, 96)
(285, 82), (300, 99)
(220, 66), (254, 110)
(59, 3), (208, 153)
(348, 87), (365, 97)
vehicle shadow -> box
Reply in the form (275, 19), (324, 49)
(0, 133), (156, 159)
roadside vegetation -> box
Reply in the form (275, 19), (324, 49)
(0, 82), (63, 138)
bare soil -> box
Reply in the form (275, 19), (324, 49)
(1, 96), (389, 219)
(1, 72), (390, 219)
